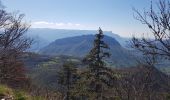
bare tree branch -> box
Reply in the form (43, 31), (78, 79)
(132, 0), (170, 60)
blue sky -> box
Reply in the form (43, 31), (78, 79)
(2, 0), (158, 37)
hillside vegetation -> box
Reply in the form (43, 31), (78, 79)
(0, 84), (44, 100)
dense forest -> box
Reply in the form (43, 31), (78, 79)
(0, 0), (170, 100)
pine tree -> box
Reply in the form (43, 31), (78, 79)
(57, 61), (78, 100)
(83, 28), (115, 100)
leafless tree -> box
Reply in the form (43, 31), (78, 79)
(115, 65), (168, 100)
(132, 0), (170, 60)
(0, 8), (33, 87)
(130, 1), (170, 99)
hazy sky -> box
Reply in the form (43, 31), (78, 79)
(2, 0), (159, 37)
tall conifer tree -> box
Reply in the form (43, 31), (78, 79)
(57, 61), (78, 100)
(84, 28), (114, 100)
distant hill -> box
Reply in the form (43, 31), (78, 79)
(27, 28), (129, 51)
(39, 35), (136, 67)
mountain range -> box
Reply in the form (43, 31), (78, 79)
(26, 28), (170, 68)
(39, 35), (136, 67)
(27, 28), (130, 51)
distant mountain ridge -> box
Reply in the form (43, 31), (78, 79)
(27, 28), (129, 51)
(39, 35), (136, 67)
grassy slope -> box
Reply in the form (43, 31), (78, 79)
(0, 84), (44, 100)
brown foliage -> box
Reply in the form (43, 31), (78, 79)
(0, 9), (32, 88)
